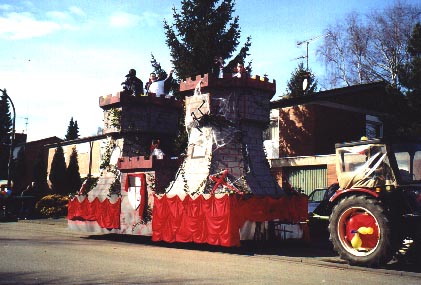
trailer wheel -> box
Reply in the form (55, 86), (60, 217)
(329, 195), (394, 266)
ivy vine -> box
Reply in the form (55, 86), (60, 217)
(106, 107), (121, 130)
(100, 138), (122, 196)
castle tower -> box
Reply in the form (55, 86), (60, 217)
(68, 90), (184, 235)
(99, 90), (182, 157)
(165, 74), (283, 197)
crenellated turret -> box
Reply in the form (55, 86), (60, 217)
(166, 73), (283, 197)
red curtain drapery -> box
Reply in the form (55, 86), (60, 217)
(152, 194), (308, 247)
(152, 195), (240, 246)
(68, 197), (121, 229)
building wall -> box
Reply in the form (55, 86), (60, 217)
(270, 154), (338, 192)
(47, 138), (107, 180)
(313, 104), (365, 154)
(278, 104), (366, 157)
(22, 137), (61, 188)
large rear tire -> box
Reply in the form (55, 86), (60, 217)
(329, 195), (394, 266)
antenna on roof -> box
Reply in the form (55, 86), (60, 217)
(24, 117), (28, 134)
(296, 33), (331, 70)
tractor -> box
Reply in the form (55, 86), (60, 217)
(312, 138), (421, 266)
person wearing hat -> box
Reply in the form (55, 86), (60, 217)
(121, 69), (144, 96)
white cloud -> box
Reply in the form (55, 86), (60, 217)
(0, 4), (13, 11)
(0, 5), (85, 40)
(0, 12), (61, 40)
(46, 10), (71, 21)
(109, 11), (161, 28)
(109, 11), (140, 27)
(69, 6), (85, 17)
(139, 11), (161, 27)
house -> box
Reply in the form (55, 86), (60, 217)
(267, 81), (398, 195)
(14, 136), (62, 194)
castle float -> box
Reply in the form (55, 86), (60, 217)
(67, 73), (308, 246)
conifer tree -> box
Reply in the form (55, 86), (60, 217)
(0, 91), (12, 179)
(0, 92), (12, 143)
(284, 63), (318, 98)
(65, 117), (79, 140)
(49, 145), (67, 195)
(11, 147), (26, 193)
(33, 148), (49, 197)
(66, 146), (81, 194)
(398, 22), (421, 135)
(149, 54), (179, 97)
(163, 0), (252, 79)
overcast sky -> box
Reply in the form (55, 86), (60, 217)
(0, 0), (417, 142)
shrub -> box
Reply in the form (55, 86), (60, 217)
(35, 194), (69, 218)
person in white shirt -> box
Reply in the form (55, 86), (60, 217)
(233, 63), (247, 78)
(146, 70), (174, 96)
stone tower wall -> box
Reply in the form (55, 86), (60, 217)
(166, 74), (283, 197)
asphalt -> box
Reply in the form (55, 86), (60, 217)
(17, 217), (68, 226)
(8, 217), (421, 275)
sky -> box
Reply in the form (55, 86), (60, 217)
(0, 0), (417, 142)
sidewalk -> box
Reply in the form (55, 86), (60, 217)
(17, 217), (68, 226)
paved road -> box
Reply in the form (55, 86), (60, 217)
(0, 219), (420, 284)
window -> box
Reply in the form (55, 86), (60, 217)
(366, 115), (383, 139)
(414, 152), (421, 180)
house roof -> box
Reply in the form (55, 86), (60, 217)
(270, 81), (393, 116)
(26, 136), (63, 145)
(43, 132), (121, 148)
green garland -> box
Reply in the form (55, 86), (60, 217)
(100, 138), (121, 196)
(146, 173), (157, 193)
(105, 107), (121, 130)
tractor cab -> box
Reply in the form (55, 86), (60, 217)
(329, 138), (421, 266)
(336, 138), (421, 190)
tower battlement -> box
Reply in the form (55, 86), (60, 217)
(99, 90), (182, 136)
(179, 73), (276, 95)
(99, 90), (182, 109)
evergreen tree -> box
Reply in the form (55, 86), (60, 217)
(0, 91), (12, 179)
(66, 146), (81, 194)
(150, 53), (168, 79)
(284, 63), (318, 98)
(398, 23), (421, 136)
(49, 145), (67, 195)
(163, 0), (252, 80)
(0, 91), (12, 144)
(11, 147), (26, 193)
(65, 117), (79, 140)
(33, 148), (49, 197)
(150, 54), (180, 97)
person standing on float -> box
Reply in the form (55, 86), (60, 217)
(147, 70), (174, 95)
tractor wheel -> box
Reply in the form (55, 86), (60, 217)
(329, 195), (394, 266)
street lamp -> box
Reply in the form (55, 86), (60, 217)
(0, 89), (16, 191)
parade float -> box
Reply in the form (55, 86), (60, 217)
(67, 73), (308, 247)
